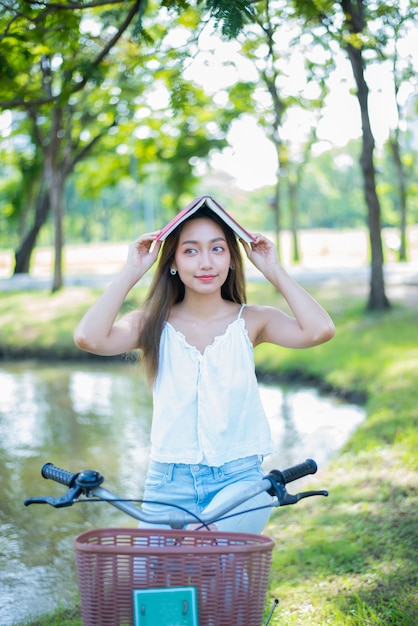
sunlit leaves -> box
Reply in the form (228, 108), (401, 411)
(200, 0), (257, 37)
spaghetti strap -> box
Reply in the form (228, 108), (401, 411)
(237, 303), (246, 319)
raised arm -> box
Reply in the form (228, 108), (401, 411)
(241, 234), (335, 348)
(74, 233), (162, 356)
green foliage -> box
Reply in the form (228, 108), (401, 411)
(199, 0), (256, 37)
(378, 138), (418, 226)
(0, 1), (157, 259)
(289, 0), (335, 23)
(0, 0), (257, 268)
(160, 0), (256, 37)
(297, 142), (366, 228)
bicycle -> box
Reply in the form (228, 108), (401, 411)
(25, 459), (328, 626)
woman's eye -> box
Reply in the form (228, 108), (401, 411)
(184, 248), (197, 255)
(213, 246), (224, 253)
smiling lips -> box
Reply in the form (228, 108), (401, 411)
(196, 275), (217, 282)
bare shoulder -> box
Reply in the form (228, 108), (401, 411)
(242, 303), (284, 321)
(241, 304), (288, 345)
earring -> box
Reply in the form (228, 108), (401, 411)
(170, 268), (177, 276)
(229, 264), (235, 270)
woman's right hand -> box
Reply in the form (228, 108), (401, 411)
(124, 232), (162, 280)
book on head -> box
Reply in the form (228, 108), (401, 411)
(156, 196), (256, 243)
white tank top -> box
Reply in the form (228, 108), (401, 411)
(150, 304), (274, 466)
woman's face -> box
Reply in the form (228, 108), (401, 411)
(173, 217), (232, 294)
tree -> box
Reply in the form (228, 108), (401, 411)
(283, 128), (318, 263)
(379, 2), (418, 260)
(0, 0), (258, 290)
(291, 0), (399, 309)
(223, 0), (332, 259)
(341, 0), (390, 309)
(71, 75), (232, 230)
(0, 1), (145, 290)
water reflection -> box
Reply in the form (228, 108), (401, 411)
(261, 385), (365, 470)
(0, 362), (364, 625)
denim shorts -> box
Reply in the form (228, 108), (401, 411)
(139, 455), (274, 533)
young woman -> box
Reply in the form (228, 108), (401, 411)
(74, 204), (335, 533)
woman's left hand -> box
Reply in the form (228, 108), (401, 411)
(241, 234), (280, 275)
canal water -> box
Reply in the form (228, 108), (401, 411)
(0, 361), (365, 625)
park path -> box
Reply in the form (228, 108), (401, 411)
(1, 262), (417, 308)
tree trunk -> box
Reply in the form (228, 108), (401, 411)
(288, 178), (300, 263)
(44, 107), (65, 292)
(51, 172), (65, 292)
(14, 186), (50, 274)
(342, 1), (389, 310)
(272, 174), (281, 260)
(389, 135), (408, 261)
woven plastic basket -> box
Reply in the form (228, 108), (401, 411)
(74, 527), (274, 626)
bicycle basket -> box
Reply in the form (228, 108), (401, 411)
(74, 527), (274, 626)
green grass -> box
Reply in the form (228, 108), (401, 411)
(252, 284), (418, 625)
(0, 286), (139, 360)
(2, 281), (417, 626)
(15, 608), (82, 626)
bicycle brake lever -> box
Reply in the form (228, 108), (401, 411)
(299, 489), (328, 499)
(24, 485), (83, 508)
(266, 472), (328, 505)
(280, 489), (329, 506)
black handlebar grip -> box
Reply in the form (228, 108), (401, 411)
(281, 458), (318, 484)
(41, 462), (77, 486)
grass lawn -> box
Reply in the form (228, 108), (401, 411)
(1, 277), (416, 626)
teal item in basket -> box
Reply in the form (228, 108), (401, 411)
(133, 586), (198, 625)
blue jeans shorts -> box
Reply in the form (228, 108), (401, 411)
(139, 455), (274, 533)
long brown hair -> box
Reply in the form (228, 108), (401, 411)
(138, 207), (247, 384)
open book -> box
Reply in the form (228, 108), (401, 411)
(157, 196), (256, 243)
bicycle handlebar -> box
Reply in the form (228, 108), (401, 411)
(271, 458), (318, 485)
(41, 458), (318, 488)
(25, 459), (328, 528)
(42, 463), (77, 486)
(42, 463), (105, 488)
